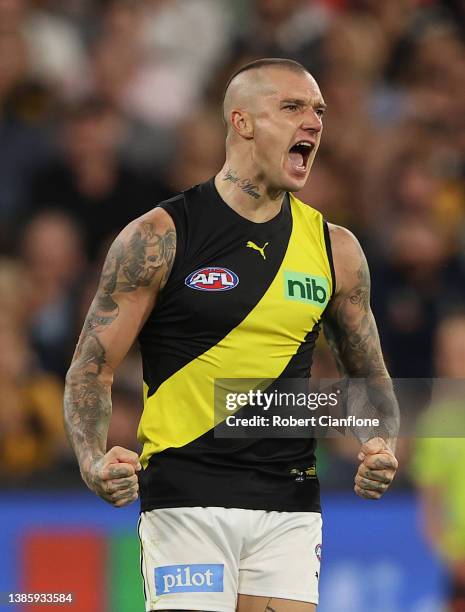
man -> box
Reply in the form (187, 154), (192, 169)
(64, 58), (399, 612)
(411, 314), (465, 612)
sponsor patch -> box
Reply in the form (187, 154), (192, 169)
(284, 271), (329, 307)
(185, 267), (239, 291)
(154, 564), (224, 595)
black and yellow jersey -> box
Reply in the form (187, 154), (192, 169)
(137, 178), (335, 513)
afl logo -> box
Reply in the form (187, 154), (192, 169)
(185, 267), (239, 291)
(315, 544), (322, 562)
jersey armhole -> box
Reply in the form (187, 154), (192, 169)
(157, 196), (187, 282)
(323, 220), (336, 299)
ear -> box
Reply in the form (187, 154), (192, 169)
(230, 109), (254, 139)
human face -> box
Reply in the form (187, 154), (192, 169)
(251, 69), (326, 192)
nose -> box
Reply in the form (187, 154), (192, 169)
(301, 108), (322, 133)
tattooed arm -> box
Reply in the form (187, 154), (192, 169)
(323, 224), (399, 500)
(64, 208), (175, 506)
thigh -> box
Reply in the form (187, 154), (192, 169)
(139, 507), (240, 612)
(238, 511), (322, 607)
(237, 594), (316, 612)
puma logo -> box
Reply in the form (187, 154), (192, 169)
(246, 241), (269, 260)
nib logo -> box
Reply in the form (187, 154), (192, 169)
(284, 271), (329, 307)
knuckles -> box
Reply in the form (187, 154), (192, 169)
(83, 454), (140, 507)
(363, 454), (398, 472)
(358, 467), (393, 485)
(111, 491), (139, 508)
(354, 451), (398, 501)
(354, 485), (381, 500)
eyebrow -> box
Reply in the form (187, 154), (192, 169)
(280, 98), (327, 110)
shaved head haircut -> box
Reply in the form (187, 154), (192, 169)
(222, 57), (310, 130)
(225, 58), (309, 92)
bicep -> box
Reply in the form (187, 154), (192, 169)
(323, 225), (386, 377)
(71, 211), (176, 374)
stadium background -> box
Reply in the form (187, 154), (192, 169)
(1, 0), (465, 610)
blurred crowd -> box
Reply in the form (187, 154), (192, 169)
(1, 0), (465, 596)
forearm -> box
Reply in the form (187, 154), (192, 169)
(63, 333), (114, 482)
(323, 314), (399, 448)
(363, 376), (399, 452)
(326, 364), (399, 450)
(64, 374), (111, 469)
(337, 315), (399, 448)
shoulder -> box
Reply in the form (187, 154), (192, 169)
(327, 223), (368, 295)
(328, 222), (361, 251)
(327, 223), (361, 255)
(102, 205), (177, 292)
(142, 205), (176, 231)
(120, 204), (176, 243)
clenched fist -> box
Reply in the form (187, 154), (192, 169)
(82, 446), (141, 507)
(354, 437), (398, 500)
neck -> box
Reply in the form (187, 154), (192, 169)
(215, 161), (285, 223)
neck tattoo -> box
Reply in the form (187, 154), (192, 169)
(223, 168), (260, 200)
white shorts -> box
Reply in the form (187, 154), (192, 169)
(138, 506), (322, 612)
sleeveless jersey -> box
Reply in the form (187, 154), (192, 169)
(137, 178), (335, 512)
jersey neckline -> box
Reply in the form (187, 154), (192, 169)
(207, 177), (290, 229)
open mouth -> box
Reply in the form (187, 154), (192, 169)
(288, 141), (314, 173)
